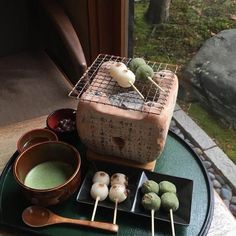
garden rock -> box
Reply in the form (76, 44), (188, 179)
(213, 179), (221, 188)
(183, 29), (236, 128)
(208, 172), (215, 180)
(193, 147), (203, 156)
(215, 174), (225, 185)
(203, 160), (212, 169)
(220, 187), (232, 201)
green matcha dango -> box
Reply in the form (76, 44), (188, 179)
(159, 180), (177, 194)
(141, 180), (159, 194)
(135, 64), (154, 81)
(142, 192), (161, 211)
(129, 58), (146, 73)
(161, 192), (179, 211)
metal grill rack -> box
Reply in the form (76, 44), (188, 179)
(69, 54), (178, 115)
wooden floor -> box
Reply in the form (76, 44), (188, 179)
(0, 51), (77, 127)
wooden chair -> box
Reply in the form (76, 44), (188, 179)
(0, 0), (86, 127)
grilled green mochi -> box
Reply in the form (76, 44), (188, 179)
(142, 192), (161, 211)
(135, 64), (154, 81)
(161, 192), (179, 211)
(129, 58), (146, 73)
(159, 180), (177, 194)
(141, 180), (159, 194)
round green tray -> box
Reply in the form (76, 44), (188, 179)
(0, 131), (213, 236)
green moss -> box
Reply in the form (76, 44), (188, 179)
(184, 103), (236, 164)
(134, 1), (236, 164)
(134, 0), (236, 64)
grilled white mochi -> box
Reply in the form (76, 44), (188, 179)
(110, 173), (128, 186)
(92, 171), (110, 186)
(109, 184), (128, 203)
(110, 62), (135, 88)
(90, 182), (108, 201)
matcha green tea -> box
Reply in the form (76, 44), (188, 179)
(24, 161), (74, 189)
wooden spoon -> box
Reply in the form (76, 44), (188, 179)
(22, 206), (118, 233)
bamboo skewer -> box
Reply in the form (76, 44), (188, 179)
(110, 63), (145, 100)
(113, 199), (118, 224)
(91, 196), (100, 221)
(170, 209), (175, 236)
(147, 76), (165, 92)
(128, 81), (144, 99)
(151, 209), (155, 236)
(109, 184), (128, 226)
(90, 182), (109, 222)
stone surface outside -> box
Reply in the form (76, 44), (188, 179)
(174, 109), (216, 150)
(171, 104), (236, 217)
(183, 29), (236, 128)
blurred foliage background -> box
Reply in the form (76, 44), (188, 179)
(133, 0), (236, 163)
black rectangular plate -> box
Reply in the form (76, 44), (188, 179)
(76, 161), (193, 225)
(76, 161), (142, 212)
(133, 171), (193, 224)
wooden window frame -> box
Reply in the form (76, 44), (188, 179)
(88, 0), (129, 62)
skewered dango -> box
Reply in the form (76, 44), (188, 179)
(110, 173), (128, 187)
(141, 180), (159, 194)
(142, 192), (161, 211)
(90, 182), (109, 201)
(109, 184), (128, 224)
(136, 64), (164, 92)
(142, 192), (161, 236)
(161, 192), (179, 236)
(90, 182), (109, 221)
(112, 69), (135, 88)
(129, 58), (146, 73)
(110, 62), (127, 78)
(130, 57), (165, 92)
(109, 63), (134, 88)
(109, 184), (128, 203)
(135, 64), (154, 81)
(140, 179), (179, 236)
(92, 171), (110, 186)
(110, 64), (144, 99)
(90, 182), (108, 201)
(161, 192), (179, 212)
(159, 181), (177, 195)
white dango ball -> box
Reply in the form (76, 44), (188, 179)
(110, 61), (135, 88)
(90, 182), (109, 201)
(111, 173), (128, 186)
(110, 62), (127, 78)
(109, 184), (128, 203)
(111, 69), (135, 88)
(119, 69), (135, 88)
(92, 171), (110, 186)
